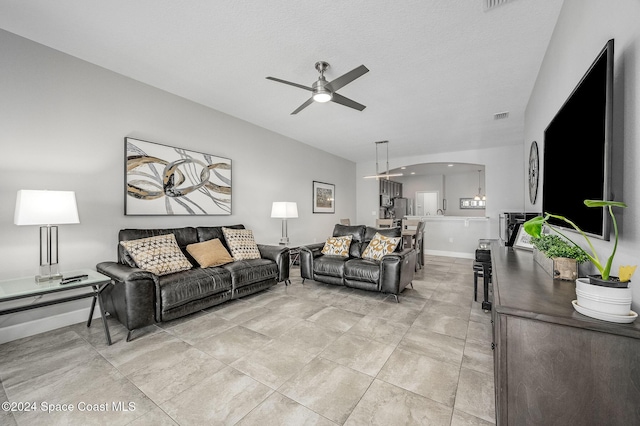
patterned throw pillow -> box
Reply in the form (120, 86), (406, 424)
(186, 238), (234, 268)
(222, 228), (261, 261)
(321, 235), (353, 257)
(120, 234), (193, 276)
(362, 232), (401, 261)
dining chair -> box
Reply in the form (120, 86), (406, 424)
(401, 219), (420, 246)
(375, 219), (393, 228)
(402, 219), (425, 269)
(413, 220), (426, 269)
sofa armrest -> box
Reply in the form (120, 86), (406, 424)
(299, 243), (325, 279)
(379, 248), (416, 295)
(257, 244), (290, 283)
(96, 261), (157, 331)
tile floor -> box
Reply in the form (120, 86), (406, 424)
(0, 255), (495, 425)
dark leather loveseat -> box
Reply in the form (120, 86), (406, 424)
(97, 225), (289, 341)
(299, 224), (416, 301)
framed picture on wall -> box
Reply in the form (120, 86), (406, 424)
(313, 181), (335, 214)
(125, 137), (232, 215)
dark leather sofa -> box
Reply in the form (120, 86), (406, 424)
(96, 225), (289, 341)
(299, 224), (416, 301)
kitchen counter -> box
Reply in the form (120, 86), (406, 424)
(405, 215), (489, 221)
(404, 216), (490, 258)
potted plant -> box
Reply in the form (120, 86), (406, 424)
(523, 200), (634, 286)
(530, 234), (589, 280)
(523, 200), (637, 321)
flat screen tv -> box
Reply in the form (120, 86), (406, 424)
(542, 39), (614, 240)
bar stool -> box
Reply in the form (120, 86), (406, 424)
(473, 261), (492, 303)
(473, 261), (483, 302)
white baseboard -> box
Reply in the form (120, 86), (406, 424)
(0, 306), (100, 345)
(425, 249), (475, 260)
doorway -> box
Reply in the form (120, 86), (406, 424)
(415, 191), (439, 216)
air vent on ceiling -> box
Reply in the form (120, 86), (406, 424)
(493, 111), (510, 120)
(484, 0), (514, 11)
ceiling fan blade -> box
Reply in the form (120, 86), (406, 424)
(291, 97), (314, 115)
(331, 93), (366, 111)
(325, 65), (369, 92)
(266, 76), (313, 91)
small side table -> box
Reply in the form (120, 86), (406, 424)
(0, 269), (113, 345)
(264, 241), (313, 286)
(270, 242), (310, 266)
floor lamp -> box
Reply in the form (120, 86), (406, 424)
(271, 202), (298, 245)
(14, 190), (80, 282)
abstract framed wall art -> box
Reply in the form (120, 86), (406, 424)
(125, 137), (231, 215)
(312, 181), (335, 214)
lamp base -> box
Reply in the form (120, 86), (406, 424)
(35, 273), (63, 283)
(279, 237), (290, 245)
(36, 263), (62, 283)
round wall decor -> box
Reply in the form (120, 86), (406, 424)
(529, 141), (539, 204)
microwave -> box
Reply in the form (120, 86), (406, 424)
(380, 194), (392, 207)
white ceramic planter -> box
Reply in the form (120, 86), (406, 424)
(575, 278), (632, 316)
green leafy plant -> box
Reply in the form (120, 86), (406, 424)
(530, 234), (589, 263)
(523, 200), (627, 281)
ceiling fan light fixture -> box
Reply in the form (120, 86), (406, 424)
(267, 61), (368, 114)
(313, 91), (332, 103)
(312, 77), (333, 103)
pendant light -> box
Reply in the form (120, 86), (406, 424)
(363, 141), (403, 179)
(474, 170), (486, 201)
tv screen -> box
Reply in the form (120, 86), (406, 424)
(542, 39), (614, 240)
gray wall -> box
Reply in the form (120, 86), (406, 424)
(524, 0), (640, 309)
(0, 30), (355, 340)
(444, 171), (486, 217)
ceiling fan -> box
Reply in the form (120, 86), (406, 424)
(266, 61), (369, 115)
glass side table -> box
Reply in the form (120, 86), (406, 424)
(0, 269), (113, 345)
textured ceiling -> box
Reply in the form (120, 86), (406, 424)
(0, 0), (564, 163)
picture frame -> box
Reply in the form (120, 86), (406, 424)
(125, 137), (232, 215)
(312, 181), (335, 214)
(513, 224), (534, 250)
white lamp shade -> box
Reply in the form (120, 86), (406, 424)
(271, 202), (298, 219)
(14, 190), (80, 225)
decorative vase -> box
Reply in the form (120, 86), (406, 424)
(574, 278), (633, 320)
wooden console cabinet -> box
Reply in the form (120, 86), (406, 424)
(490, 241), (640, 425)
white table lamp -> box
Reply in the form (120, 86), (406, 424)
(271, 202), (298, 245)
(14, 190), (80, 282)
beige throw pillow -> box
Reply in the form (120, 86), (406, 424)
(321, 235), (353, 257)
(222, 228), (261, 261)
(119, 234), (192, 276)
(186, 238), (234, 268)
(362, 232), (401, 261)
